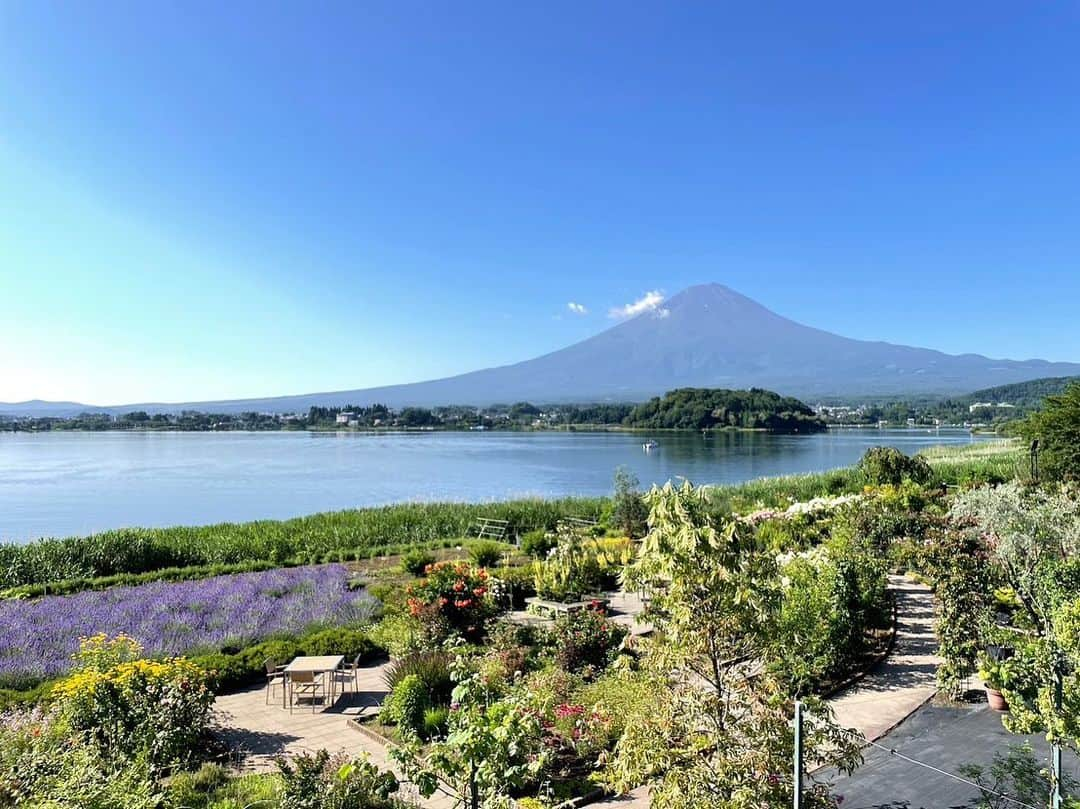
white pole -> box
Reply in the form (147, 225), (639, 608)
(794, 699), (803, 809)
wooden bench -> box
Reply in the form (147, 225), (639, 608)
(525, 595), (611, 618)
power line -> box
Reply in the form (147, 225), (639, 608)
(831, 724), (1043, 809)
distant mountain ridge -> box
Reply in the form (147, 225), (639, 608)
(4, 283), (1080, 416)
(963, 376), (1080, 407)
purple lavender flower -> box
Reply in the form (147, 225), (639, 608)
(0, 564), (376, 681)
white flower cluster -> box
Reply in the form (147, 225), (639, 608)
(774, 545), (831, 588)
(740, 493), (862, 526)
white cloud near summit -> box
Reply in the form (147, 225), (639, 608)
(567, 302), (588, 315)
(609, 290), (665, 319)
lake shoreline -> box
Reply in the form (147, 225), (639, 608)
(1, 422), (971, 435)
(0, 428), (991, 544)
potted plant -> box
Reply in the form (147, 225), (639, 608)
(978, 652), (1011, 712)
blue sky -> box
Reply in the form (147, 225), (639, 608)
(2, 2), (1079, 405)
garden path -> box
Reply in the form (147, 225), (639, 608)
(825, 574), (940, 742)
(590, 575), (940, 808)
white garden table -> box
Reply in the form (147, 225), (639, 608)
(282, 655), (344, 710)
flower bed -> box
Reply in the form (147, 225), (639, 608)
(0, 564), (377, 683)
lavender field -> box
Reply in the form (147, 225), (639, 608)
(0, 564), (377, 682)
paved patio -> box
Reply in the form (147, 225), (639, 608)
(212, 591), (651, 806)
(212, 660), (454, 808)
(213, 660), (390, 770)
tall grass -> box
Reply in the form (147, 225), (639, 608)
(704, 439), (1024, 512)
(705, 468), (864, 513)
(919, 439), (1025, 486)
(0, 497), (605, 588)
(0, 440), (1021, 590)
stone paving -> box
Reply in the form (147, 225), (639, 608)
(212, 660), (453, 808)
(827, 575), (940, 742)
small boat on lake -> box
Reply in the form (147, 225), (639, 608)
(642, 440), (659, 451)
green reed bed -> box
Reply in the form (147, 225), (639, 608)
(0, 497), (606, 589)
(704, 439), (1022, 513)
(0, 441), (1019, 592)
(919, 439), (1024, 485)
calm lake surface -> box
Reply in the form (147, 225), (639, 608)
(0, 428), (987, 542)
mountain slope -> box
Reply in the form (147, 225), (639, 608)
(963, 376), (1080, 407)
(4, 283), (1080, 415)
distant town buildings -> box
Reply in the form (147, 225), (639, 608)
(813, 404), (871, 419)
(968, 402), (1017, 414)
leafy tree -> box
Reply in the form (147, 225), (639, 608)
(507, 402), (541, 419)
(610, 467), (648, 539)
(1022, 381), (1080, 481)
(921, 525), (994, 697)
(626, 388), (826, 433)
(959, 743), (1076, 808)
(609, 480), (861, 807)
(398, 407), (439, 427)
(947, 484), (1080, 757)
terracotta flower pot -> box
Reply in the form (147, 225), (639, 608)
(985, 686), (1009, 712)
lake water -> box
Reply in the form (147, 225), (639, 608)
(0, 428), (986, 542)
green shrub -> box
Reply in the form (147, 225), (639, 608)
(277, 749), (403, 809)
(400, 549), (436, 576)
(167, 767), (279, 809)
(468, 541), (506, 568)
(53, 637), (215, 770)
(493, 565), (536, 608)
(532, 526), (612, 601)
(367, 612), (425, 659)
(521, 529), (555, 558)
(383, 651), (453, 706)
(857, 446), (933, 486)
(421, 706), (450, 740)
(166, 762), (230, 808)
(380, 674), (429, 737)
(611, 467), (649, 539)
(0, 708), (161, 809)
(190, 651), (252, 692)
(550, 608), (628, 678)
(302, 627), (380, 661)
(407, 561), (499, 644)
(574, 668), (658, 746)
(0, 680), (55, 712)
